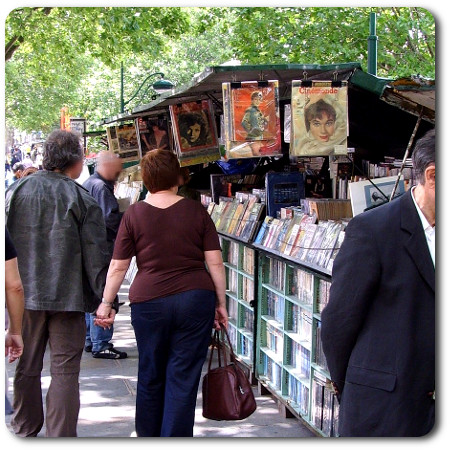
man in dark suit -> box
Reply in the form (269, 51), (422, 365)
(321, 128), (435, 437)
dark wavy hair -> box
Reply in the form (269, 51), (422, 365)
(304, 99), (337, 132)
(178, 112), (209, 146)
(412, 128), (435, 185)
(43, 130), (83, 172)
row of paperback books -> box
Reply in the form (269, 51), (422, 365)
(317, 279), (331, 314)
(227, 295), (237, 323)
(240, 334), (253, 361)
(362, 156), (414, 180)
(242, 277), (254, 304)
(290, 340), (311, 380)
(226, 268), (238, 295)
(315, 321), (329, 373)
(266, 323), (284, 359)
(267, 257), (285, 292)
(225, 240), (239, 267)
(290, 304), (312, 344)
(301, 198), (352, 222)
(243, 307), (254, 334)
(209, 191), (265, 243)
(255, 212), (347, 273)
(311, 373), (340, 437)
(265, 290), (285, 325)
(261, 353), (282, 391)
(242, 246), (255, 276)
(288, 374), (310, 417)
(288, 267), (315, 306)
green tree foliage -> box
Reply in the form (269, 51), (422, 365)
(225, 7), (435, 78)
(5, 6), (435, 134)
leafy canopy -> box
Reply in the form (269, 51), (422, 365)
(5, 7), (435, 134)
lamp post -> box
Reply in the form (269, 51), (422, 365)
(120, 62), (175, 113)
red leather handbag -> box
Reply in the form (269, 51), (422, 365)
(202, 323), (257, 421)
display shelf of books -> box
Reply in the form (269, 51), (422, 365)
(219, 234), (257, 376)
(255, 250), (340, 437)
(252, 203), (350, 277)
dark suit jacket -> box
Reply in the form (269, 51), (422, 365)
(321, 191), (435, 437)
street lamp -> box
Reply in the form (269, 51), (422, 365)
(120, 62), (175, 113)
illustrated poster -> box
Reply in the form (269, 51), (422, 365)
(291, 81), (348, 157)
(222, 80), (282, 160)
(109, 123), (140, 162)
(169, 100), (221, 167)
(136, 115), (171, 158)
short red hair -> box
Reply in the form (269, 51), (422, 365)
(141, 149), (180, 193)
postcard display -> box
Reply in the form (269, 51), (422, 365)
(222, 80), (282, 160)
(290, 81), (348, 157)
(169, 100), (221, 167)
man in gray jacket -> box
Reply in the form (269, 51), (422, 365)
(6, 130), (112, 437)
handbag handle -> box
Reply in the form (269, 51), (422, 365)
(208, 329), (227, 371)
(219, 323), (238, 365)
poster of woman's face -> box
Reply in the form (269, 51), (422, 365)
(290, 81), (348, 157)
(170, 100), (217, 152)
(169, 100), (221, 166)
(137, 116), (170, 157)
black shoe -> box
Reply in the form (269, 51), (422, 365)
(84, 345), (93, 353)
(92, 347), (127, 359)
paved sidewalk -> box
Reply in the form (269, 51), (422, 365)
(5, 283), (316, 439)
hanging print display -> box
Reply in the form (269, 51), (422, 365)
(169, 100), (221, 166)
(106, 122), (140, 162)
(222, 80), (282, 159)
(290, 81), (348, 157)
(136, 115), (171, 158)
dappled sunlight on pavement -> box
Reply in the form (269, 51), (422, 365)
(5, 281), (316, 438)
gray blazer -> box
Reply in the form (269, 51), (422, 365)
(6, 170), (110, 313)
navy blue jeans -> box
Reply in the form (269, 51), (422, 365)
(131, 289), (216, 437)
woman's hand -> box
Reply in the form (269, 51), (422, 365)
(94, 303), (116, 330)
(5, 332), (24, 363)
(213, 305), (228, 330)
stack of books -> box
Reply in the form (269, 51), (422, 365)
(209, 191), (265, 243)
(254, 212), (348, 273)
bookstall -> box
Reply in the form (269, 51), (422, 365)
(97, 63), (434, 436)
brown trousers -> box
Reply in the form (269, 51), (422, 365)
(11, 310), (86, 437)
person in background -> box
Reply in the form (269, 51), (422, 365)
(5, 162), (24, 189)
(5, 227), (25, 415)
(5, 152), (11, 177)
(22, 153), (33, 169)
(10, 147), (22, 166)
(321, 128), (435, 436)
(177, 167), (200, 201)
(6, 130), (112, 437)
(95, 149), (228, 437)
(82, 151), (127, 360)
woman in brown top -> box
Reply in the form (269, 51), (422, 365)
(95, 149), (228, 437)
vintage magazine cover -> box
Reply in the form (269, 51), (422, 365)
(290, 81), (348, 157)
(136, 115), (171, 158)
(106, 126), (119, 153)
(222, 81), (282, 159)
(169, 100), (220, 167)
(108, 123), (140, 163)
